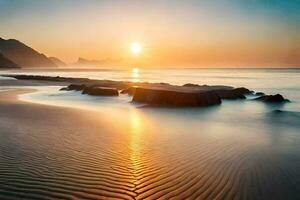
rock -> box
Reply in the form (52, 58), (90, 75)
(61, 84), (86, 91)
(132, 87), (221, 107)
(255, 94), (290, 103)
(59, 87), (68, 91)
(159, 82), (170, 86)
(82, 86), (119, 96)
(255, 92), (265, 96)
(182, 84), (234, 91)
(215, 90), (246, 100)
(121, 87), (137, 95)
(233, 87), (253, 95)
(213, 87), (254, 100)
(183, 83), (200, 87)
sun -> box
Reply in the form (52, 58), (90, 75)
(130, 42), (142, 55)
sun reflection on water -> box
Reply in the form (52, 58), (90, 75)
(131, 68), (140, 82)
(129, 109), (144, 175)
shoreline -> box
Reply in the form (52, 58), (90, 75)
(0, 79), (300, 199)
(2, 74), (290, 107)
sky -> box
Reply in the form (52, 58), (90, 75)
(0, 0), (299, 67)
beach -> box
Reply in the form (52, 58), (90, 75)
(1, 0), (299, 198)
(0, 77), (300, 199)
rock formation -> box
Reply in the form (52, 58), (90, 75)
(82, 86), (119, 96)
(255, 94), (290, 103)
(255, 92), (265, 96)
(60, 84), (86, 91)
(121, 87), (137, 95)
(132, 86), (221, 107)
(4, 74), (291, 107)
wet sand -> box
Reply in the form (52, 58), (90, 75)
(0, 80), (300, 200)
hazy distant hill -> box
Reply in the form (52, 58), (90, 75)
(49, 57), (66, 66)
(0, 53), (19, 68)
(0, 38), (57, 68)
(75, 57), (106, 67)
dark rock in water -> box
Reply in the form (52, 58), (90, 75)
(59, 87), (68, 91)
(183, 83), (200, 87)
(121, 87), (137, 95)
(120, 89), (128, 94)
(212, 87), (254, 100)
(215, 90), (246, 100)
(233, 87), (253, 95)
(182, 84), (235, 91)
(255, 92), (265, 96)
(82, 86), (119, 96)
(159, 82), (170, 86)
(61, 84), (86, 91)
(255, 94), (290, 103)
(132, 87), (221, 107)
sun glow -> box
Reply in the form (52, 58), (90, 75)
(132, 67), (139, 75)
(130, 42), (142, 55)
(131, 67), (140, 82)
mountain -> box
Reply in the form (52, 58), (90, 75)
(0, 53), (19, 68)
(0, 37), (57, 68)
(75, 57), (106, 67)
(49, 57), (66, 66)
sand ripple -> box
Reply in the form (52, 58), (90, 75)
(0, 93), (300, 200)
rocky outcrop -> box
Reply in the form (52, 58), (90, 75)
(60, 84), (85, 91)
(82, 86), (119, 96)
(183, 83), (201, 87)
(233, 87), (253, 95)
(10, 75), (289, 107)
(121, 87), (137, 95)
(255, 92), (265, 96)
(213, 87), (252, 100)
(60, 83), (119, 96)
(255, 94), (290, 103)
(215, 90), (246, 100)
(132, 87), (221, 107)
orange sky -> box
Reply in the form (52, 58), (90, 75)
(0, 0), (299, 67)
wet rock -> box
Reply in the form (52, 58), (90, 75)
(183, 83), (201, 87)
(255, 92), (265, 96)
(213, 87), (254, 100)
(215, 90), (246, 100)
(60, 84), (85, 91)
(233, 87), (253, 95)
(82, 86), (119, 96)
(121, 87), (137, 95)
(59, 87), (68, 91)
(132, 87), (221, 107)
(255, 94), (290, 103)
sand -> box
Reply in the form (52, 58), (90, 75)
(0, 80), (300, 200)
